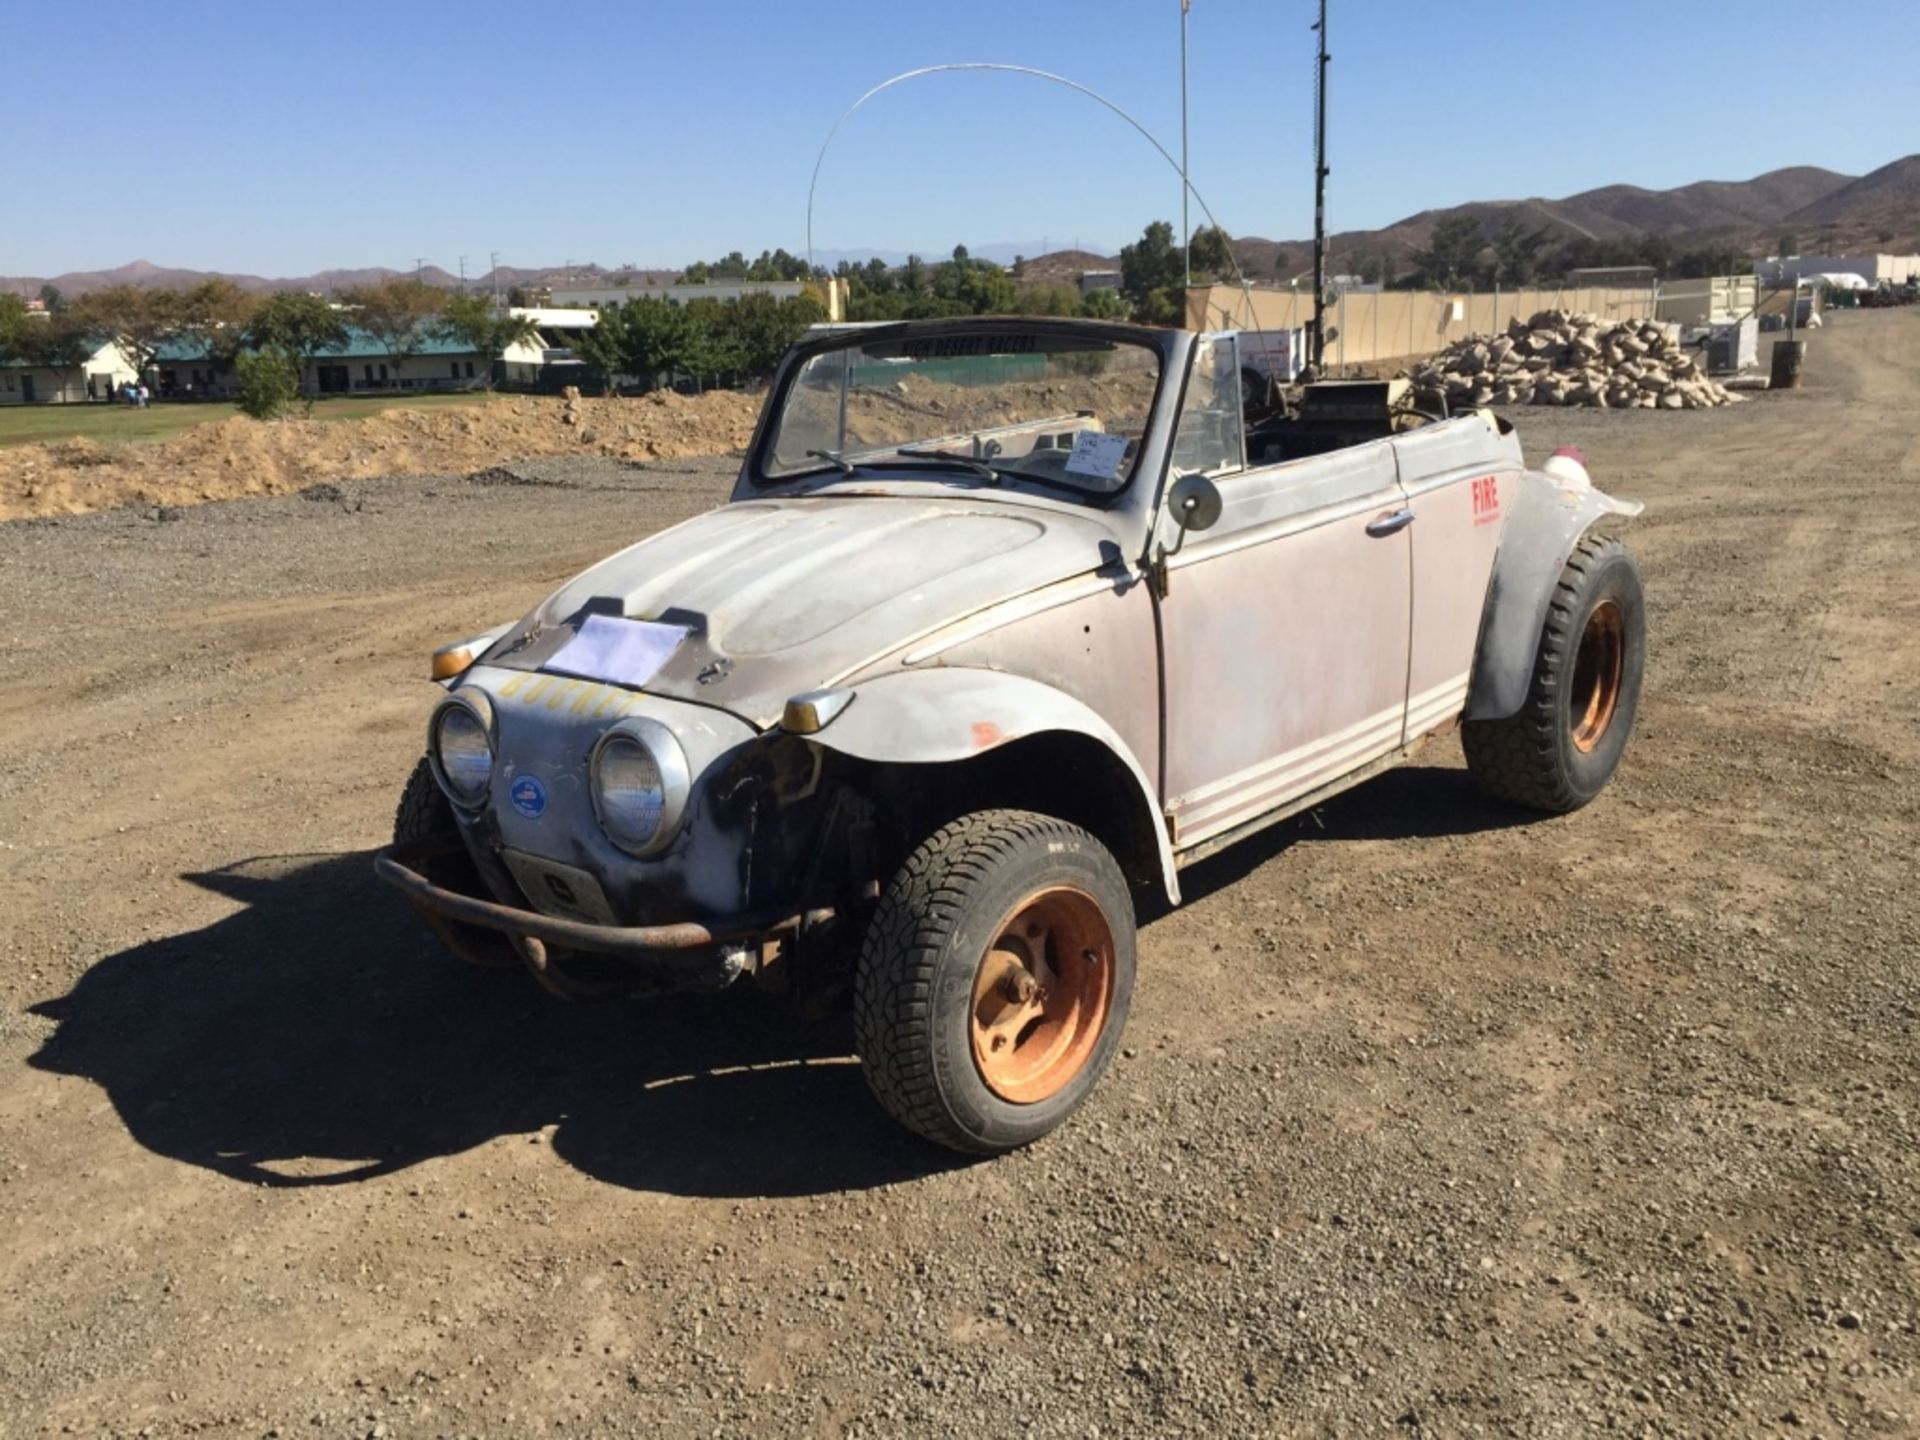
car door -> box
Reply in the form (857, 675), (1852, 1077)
(1391, 420), (1520, 744)
(1157, 335), (1414, 852)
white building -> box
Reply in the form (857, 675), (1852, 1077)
(1656, 275), (1760, 326)
(0, 338), (137, 406)
(501, 307), (599, 386)
(1757, 253), (1920, 287)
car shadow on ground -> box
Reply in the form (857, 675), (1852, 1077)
(28, 765), (1536, 1200)
(1150, 762), (1546, 916)
(26, 851), (963, 1199)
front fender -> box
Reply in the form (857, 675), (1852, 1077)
(1465, 470), (1643, 722)
(809, 667), (1179, 904)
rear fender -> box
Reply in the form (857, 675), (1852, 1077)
(1465, 468), (1643, 721)
(805, 668), (1178, 904)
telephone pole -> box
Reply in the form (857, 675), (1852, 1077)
(1310, 0), (1330, 372)
(491, 251), (502, 306)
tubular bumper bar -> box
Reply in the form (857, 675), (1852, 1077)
(373, 837), (809, 998)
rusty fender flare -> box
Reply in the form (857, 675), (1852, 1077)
(798, 667), (1179, 905)
(1464, 473), (1644, 723)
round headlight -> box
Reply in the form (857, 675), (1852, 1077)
(591, 717), (690, 857)
(431, 695), (495, 807)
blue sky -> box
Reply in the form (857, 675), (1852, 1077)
(4, 0), (1915, 277)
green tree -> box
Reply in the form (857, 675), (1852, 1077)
(901, 254), (927, 295)
(1187, 225), (1234, 281)
(719, 292), (825, 379)
(245, 292), (350, 395)
(0, 294), (91, 369)
(175, 278), (261, 376)
(438, 293), (539, 389)
(234, 349), (301, 419)
(1078, 287), (1130, 320)
(0, 293), (30, 362)
(931, 256), (1016, 313)
(1777, 233), (1799, 258)
(1410, 215), (1484, 289)
(37, 284), (66, 314)
(340, 279), (443, 380)
(69, 285), (183, 379)
(1014, 283), (1081, 317)
(581, 297), (701, 390)
(1490, 218), (1550, 285)
(1120, 221), (1183, 316)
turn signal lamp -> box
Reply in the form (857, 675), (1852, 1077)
(781, 688), (855, 735)
(430, 642), (477, 682)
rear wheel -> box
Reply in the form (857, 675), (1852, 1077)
(1463, 533), (1645, 811)
(854, 810), (1135, 1155)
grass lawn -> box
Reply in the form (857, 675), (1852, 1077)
(0, 391), (490, 450)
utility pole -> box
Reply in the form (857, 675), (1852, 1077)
(413, 257), (428, 284)
(458, 255), (468, 292)
(1310, 0), (1330, 373)
(1180, 0), (1192, 290)
(491, 251), (502, 307)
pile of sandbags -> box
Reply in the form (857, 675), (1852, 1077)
(1412, 310), (1744, 410)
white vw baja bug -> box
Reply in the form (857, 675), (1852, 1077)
(378, 317), (1645, 1154)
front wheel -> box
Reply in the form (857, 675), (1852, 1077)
(1462, 532), (1645, 811)
(854, 810), (1136, 1155)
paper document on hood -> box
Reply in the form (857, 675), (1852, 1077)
(543, 614), (689, 688)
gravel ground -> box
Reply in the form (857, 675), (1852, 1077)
(1, 314), (1916, 1438)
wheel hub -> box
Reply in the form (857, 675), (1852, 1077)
(1569, 599), (1625, 753)
(969, 887), (1115, 1105)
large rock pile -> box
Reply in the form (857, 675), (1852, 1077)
(1412, 310), (1744, 410)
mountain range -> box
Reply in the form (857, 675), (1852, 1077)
(6, 155), (1917, 299)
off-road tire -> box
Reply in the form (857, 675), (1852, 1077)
(854, 809), (1136, 1155)
(393, 756), (455, 844)
(1463, 532), (1645, 812)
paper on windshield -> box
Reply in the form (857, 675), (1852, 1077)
(544, 614), (688, 688)
(1063, 431), (1129, 481)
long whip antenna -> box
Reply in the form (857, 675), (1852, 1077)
(805, 61), (1268, 361)
(1310, 0), (1330, 372)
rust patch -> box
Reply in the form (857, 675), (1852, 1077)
(971, 720), (1003, 749)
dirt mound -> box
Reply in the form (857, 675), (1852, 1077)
(0, 389), (763, 521)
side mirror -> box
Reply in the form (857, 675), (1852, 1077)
(1167, 472), (1223, 533)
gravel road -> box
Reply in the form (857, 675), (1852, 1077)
(2, 313), (1916, 1439)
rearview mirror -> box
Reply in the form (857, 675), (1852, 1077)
(1167, 472), (1223, 533)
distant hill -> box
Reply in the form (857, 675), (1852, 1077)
(8, 157), (1915, 301)
(0, 259), (674, 300)
(1214, 160), (1918, 282)
(1016, 249), (1116, 285)
(1778, 155), (1920, 249)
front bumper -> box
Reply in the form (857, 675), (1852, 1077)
(374, 836), (804, 999)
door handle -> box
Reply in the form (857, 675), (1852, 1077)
(1365, 508), (1415, 538)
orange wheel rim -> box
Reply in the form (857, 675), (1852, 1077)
(969, 887), (1116, 1105)
(1569, 599), (1625, 753)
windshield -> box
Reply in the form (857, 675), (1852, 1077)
(762, 328), (1162, 497)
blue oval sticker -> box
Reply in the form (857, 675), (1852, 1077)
(508, 774), (547, 818)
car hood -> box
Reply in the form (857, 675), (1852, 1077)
(493, 495), (1117, 727)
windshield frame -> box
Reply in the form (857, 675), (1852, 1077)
(744, 317), (1182, 508)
